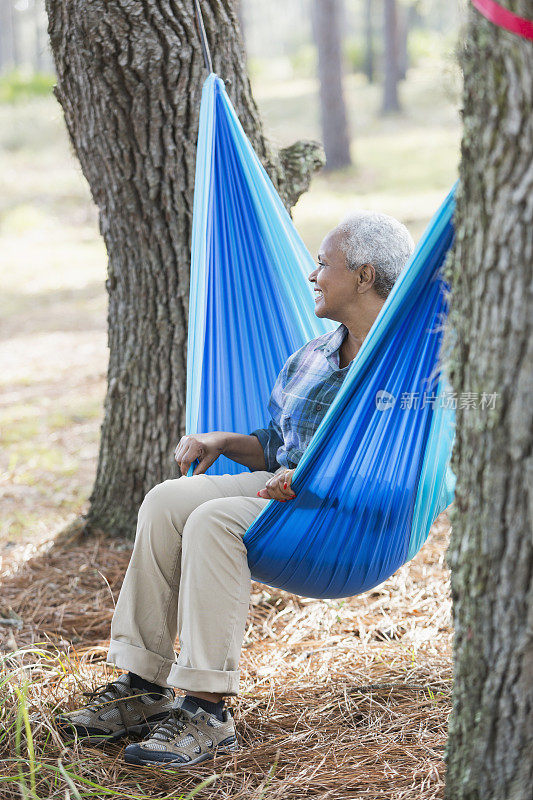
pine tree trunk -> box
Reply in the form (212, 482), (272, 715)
(382, 0), (400, 113)
(311, 0), (352, 170)
(45, 0), (324, 538)
(445, 3), (533, 798)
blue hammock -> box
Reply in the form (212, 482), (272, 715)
(186, 74), (456, 600)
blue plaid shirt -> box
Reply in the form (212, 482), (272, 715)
(250, 323), (352, 472)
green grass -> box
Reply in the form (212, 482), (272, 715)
(1, 650), (218, 800)
(0, 69), (56, 104)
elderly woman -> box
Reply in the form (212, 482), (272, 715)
(57, 210), (414, 767)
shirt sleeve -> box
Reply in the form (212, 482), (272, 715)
(249, 420), (284, 472)
(249, 360), (288, 472)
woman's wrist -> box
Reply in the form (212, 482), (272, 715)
(221, 432), (267, 471)
(217, 431), (229, 455)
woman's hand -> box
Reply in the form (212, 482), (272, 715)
(174, 432), (227, 476)
(257, 468), (296, 502)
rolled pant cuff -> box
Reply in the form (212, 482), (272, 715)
(168, 664), (240, 696)
(107, 639), (175, 687)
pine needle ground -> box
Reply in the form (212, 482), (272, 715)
(1, 513), (452, 800)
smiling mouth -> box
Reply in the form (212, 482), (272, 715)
(313, 288), (324, 301)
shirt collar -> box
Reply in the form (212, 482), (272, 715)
(313, 323), (348, 359)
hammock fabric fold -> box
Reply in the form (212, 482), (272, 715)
(186, 74), (456, 600)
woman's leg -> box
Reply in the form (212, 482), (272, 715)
(168, 494), (268, 697)
(107, 470), (272, 686)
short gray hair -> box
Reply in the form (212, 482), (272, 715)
(336, 210), (415, 299)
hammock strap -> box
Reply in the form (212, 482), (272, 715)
(193, 0), (214, 73)
(471, 0), (533, 40)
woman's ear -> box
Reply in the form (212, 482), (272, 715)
(357, 263), (376, 291)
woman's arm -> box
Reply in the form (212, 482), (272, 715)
(174, 431), (266, 475)
(222, 432), (268, 471)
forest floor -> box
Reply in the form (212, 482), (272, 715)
(1, 61), (459, 798)
(1, 516), (452, 800)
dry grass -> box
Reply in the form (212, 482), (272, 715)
(1, 512), (452, 799)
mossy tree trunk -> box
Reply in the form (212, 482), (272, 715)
(45, 0), (324, 538)
(445, 3), (533, 798)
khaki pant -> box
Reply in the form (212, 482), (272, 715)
(107, 469), (274, 696)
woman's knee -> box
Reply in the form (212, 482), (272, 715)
(137, 478), (188, 528)
(137, 475), (212, 531)
(181, 497), (249, 553)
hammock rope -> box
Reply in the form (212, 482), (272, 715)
(193, 0), (214, 73)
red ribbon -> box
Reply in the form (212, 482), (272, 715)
(471, 0), (533, 40)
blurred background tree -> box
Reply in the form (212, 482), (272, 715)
(0, 0), (53, 75)
(382, 0), (400, 112)
(311, 0), (352, 169)
(363, 0), (375, 83)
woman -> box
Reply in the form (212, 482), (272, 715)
(56, 210), (414, 768)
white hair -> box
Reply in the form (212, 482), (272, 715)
(336, 210), (415, 299)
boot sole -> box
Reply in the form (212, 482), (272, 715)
(124, 743), (239, 768)
(56, 719), (164, 745)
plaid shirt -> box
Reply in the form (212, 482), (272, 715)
(250, 323), (352, 472)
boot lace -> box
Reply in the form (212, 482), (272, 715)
(80, 680), (151, 735)
(82, 681), (130, 711)
(149, 707), (191, 742)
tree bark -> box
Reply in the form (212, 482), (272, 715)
(311, 0), (352, 170)
(382, 0), (400, 113)
(236, 0), (246, 55)
(445, 3), (533, 798)
(45, 0), (324, 538)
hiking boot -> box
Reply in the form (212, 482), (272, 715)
(123, 695), (239, 767)
(55, 673), (174, 744)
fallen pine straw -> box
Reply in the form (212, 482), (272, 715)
(0, 512), (452, 799)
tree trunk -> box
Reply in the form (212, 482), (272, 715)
(33, 0), (45, 73)
(396, 1), (409, 81)
(0, 1), (7, 72)
(0, 0), (15, 71)
(382, 0), (400, 113)
(311, 0), (352, 170)
(445, 3), (533, 798)
(10, 0), (20, 67)
(236, 0), (246, 55)
(363, 0), (374, 84)
(45, 0), (324, 538)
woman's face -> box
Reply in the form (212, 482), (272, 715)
(308, 230), (360, 322)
